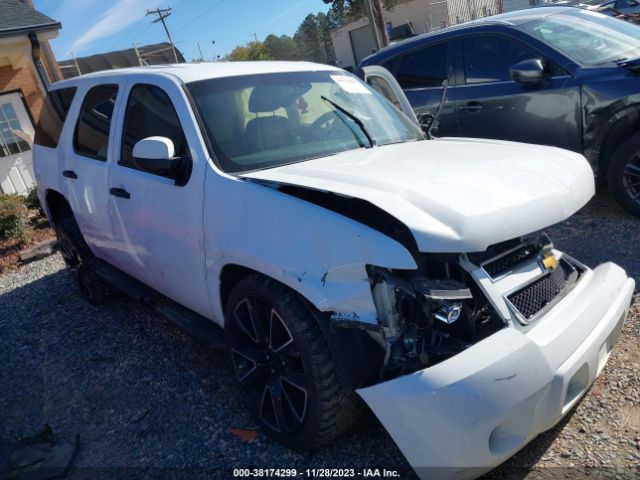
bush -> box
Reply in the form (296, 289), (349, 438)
(0, 194), (32, 243)
(25, 185), (42, 212)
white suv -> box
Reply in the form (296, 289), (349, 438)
(33, 62), (634, 480)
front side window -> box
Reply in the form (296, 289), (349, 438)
(74, 85), (118, 161)
(187, 71), (424, 174)
(521, 9), (640, 66)
(34, 87), (76, 148)
(396, 43), (448, 89)
(120, 84), (187, 168)
(462, 35), (539, 84)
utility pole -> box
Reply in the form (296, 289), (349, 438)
(253, 32), (258, 43)
(146, 7), (179, 63)
(197, 42), (204, 62)
(364, 0), (389, 51)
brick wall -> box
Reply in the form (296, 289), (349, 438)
(0, 63), (44, 123)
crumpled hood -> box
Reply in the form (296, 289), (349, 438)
(241, 138), (595, 252)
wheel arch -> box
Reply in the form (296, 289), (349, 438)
(44, 189), (73, 225)
(591, 105), (640, 178)
(218, 263), (384, 389)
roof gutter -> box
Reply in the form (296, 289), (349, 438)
(0, 22), (61, 38)
(28, 31), (51, 91)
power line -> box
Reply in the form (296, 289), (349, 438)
(146, 7), (179, 63)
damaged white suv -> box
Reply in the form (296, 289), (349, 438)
(33, 62), (634, 479)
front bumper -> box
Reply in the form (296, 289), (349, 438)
(357, 262), (634, 480)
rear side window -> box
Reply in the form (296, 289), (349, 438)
(396, 43), (448, 89)
(74, 85), (118, 161)
(34, 87), (76, 148)
(120, 84), (187, 168)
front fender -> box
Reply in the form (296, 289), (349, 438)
(205, 174), (417, 326)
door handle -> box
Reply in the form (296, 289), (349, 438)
(62, 170), (77, 179)
(109, 187), (130, 199)
(458, 102), (484, 113)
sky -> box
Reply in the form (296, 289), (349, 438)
(33, 0), (330, 62)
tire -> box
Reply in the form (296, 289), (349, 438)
(608, 133), (640, 217)
(56, 216), (109, 305)
(224, 274), (362, 450)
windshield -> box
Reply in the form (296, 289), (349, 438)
(522, 9), (640, 66)
(187, 70), (424, 173)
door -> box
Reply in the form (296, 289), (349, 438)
(63, 83), (120, 258)
(362, 65), (420, 126)
(453, 34), (582, 152)
(107, 79), (210, 318)
(389, 41), (458, 137)
(350, 24), (377, 66)
(0, 92), (35, 194)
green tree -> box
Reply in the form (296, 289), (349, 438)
(263, 34), (301, 60)
(227, 41), (273, 61)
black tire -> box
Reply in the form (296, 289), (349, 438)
(608, 133), (640, 217)
(224, 274), (361, 450)
(56, 216), (109, 305)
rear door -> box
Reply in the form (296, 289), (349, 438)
(63, 82), (121, 258)
(452, 33), (582, 152)
(0, 92), (35, 194)
(106, 77), (210, 317)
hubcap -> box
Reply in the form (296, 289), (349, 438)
(228, 297), (308, 434)
(623, 153), (640, 203)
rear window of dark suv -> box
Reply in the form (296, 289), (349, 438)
(34, 87), (77, 148)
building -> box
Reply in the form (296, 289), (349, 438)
(58, 43), (186, 79)
(0, 0), (62, 195)
(332, 0), (534, 71)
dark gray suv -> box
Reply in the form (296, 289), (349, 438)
(360, 7), (640, 216)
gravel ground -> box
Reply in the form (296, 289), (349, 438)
(1, 191), (639, 480)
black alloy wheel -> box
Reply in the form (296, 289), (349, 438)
(224, 274), (362, 450)
(228, 296), (308, 434)
(609, 134), (640, 217)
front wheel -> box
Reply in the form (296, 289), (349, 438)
(224, 274), (361, 450)
(608, 134), (640, 217)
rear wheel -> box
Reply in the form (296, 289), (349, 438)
(224, 274), (361, 450)
(56, 217), (109, 305)
(608, 134), (640, 217)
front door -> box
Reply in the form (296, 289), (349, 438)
(452, 34), (582, 152)
(362, 65), (420, 126)
(0, 92), (35, 194)
(106, 78), (210, 318)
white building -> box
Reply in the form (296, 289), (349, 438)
(331, 0), (536, 71)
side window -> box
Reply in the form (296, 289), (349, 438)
(34, 87), (76, 148)
(396, 43), (448, 89)
(462, 36), (540, 84)
(74, 85), (118, 161)
(120, 84), (187, 168)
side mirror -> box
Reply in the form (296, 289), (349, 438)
(133, 136), (181, 173)
(510, 59), (545, 86)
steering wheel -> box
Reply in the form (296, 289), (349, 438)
(311, 110), (340, 131)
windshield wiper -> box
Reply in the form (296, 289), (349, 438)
(321, 95), (375, 147)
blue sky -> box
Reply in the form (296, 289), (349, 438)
(33, 0), (330, 62)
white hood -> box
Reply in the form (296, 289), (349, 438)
(242, 138), (595, 253)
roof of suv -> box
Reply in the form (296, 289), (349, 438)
(53, 61), (342, 88)
(360, 6), (576, 65)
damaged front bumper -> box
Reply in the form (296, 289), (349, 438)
(357, 262), (634, 480)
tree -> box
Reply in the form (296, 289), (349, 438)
(227, 41), (272, 61)
(263, 34), (301, 61)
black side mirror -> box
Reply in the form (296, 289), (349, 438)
(510, 59), (545, 85)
